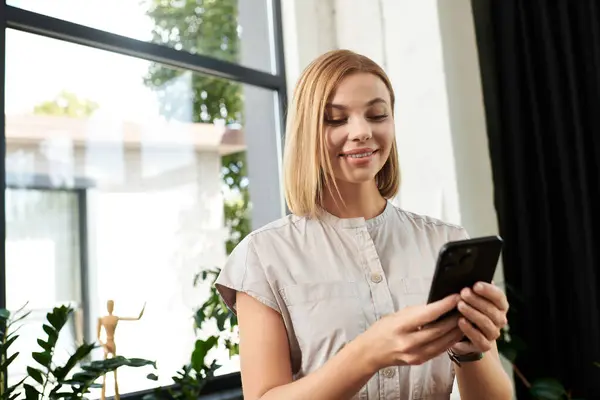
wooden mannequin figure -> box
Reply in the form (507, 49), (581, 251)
(97, 300), (145, 400)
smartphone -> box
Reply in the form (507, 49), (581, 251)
(427, 235), (503, 323)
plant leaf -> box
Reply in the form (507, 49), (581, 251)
(27, 366), (44, 385)
(194, 308), (206, 330)
(71, 370), (98, 381)
(191, 336), (218, 372)
(48, 383), (67, 399)
(6, 376), (27, 396)
(54, 342), (96, 381)
(215, 313), (227, 331)
(49, 392), (77, 399)
(10, 310), (32, 326)
(32, 350), (52, 368)
(0, 352), (20, 370)
(23, 384), (40, 400)
(37, 339), (52, 352)
(529, 378), (567, 400)
(42, 323), (59, 348)
(63, 356), (155, 388)
(147, 373), (159, 381)
(228, 342), (239, 357)
(13, 301), (30, 315)
(6, 324), (24, 342)
(46, 306), (71, 331)
(42, 324), (54, 336)
(0, 308), (11, 319)
(125, 358), (157, 368)
(3, 334), (19, 352)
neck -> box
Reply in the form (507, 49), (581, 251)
(322, 180), (387, 220)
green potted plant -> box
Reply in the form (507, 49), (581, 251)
(1, 303), (155, 399)
(143, 268), (239, 400)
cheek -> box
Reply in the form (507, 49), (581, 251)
(374, 124), (395, 151)
(326, 127), (346, 153)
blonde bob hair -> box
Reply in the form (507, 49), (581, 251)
(283, 49), (400, 218)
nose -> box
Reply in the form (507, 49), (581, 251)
(347, 117), (372, 142)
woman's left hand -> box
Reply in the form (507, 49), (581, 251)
(451, 282), (509, 354)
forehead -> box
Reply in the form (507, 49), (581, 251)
(329, 72), (391, 105)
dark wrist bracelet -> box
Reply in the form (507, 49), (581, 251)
(447, 349), (484, 367)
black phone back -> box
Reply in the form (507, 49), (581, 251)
(427, 235), (503, 305)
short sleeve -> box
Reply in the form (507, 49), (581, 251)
(449, 225), (470, 241)
(214, 235), (280, 315)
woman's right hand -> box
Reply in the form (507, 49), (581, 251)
(359, 294), (463, 370)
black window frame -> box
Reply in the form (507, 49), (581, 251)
(0, 1), (288, 397)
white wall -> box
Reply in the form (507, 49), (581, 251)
(281, 0), (338, 93)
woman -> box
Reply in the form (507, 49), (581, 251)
(215, 50), (513, 400)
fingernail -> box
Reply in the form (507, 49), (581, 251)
(461, 288), (470, 297)
(475, 282), (484, 291)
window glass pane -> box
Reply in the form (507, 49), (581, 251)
(7, 0), (275, 73)
(5, 28), (279, 396)
(6, 189), (83, 385)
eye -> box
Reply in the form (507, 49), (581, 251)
(324, 118), (348, 126)
(368, 114), (389, 122)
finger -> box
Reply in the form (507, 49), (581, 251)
(408, 328), (464, 365)
(458, 300), (500, 341)
(458, 317), (493, 352)
(460, 288), (507, 328)
(412, 314), (460, 345)
(472, 282), (509, 312)
(408, 294), (460, 329)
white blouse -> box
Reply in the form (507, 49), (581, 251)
(216, 201), (468, 399)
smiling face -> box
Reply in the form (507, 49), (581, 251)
(283, 50), (400, 217)
(325, 72), (395, 187)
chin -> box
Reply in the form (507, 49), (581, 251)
(335, 172), (379, 185)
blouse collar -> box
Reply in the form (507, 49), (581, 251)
(318, 200), (394, 229)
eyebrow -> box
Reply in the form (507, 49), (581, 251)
(326, 97), (388, 110)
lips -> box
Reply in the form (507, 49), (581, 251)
(339, 149), (378, 158)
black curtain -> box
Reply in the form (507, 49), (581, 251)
(472, 0), (600, 398)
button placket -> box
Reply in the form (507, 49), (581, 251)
(382, 367), (396, 378)
(355, 225), (399, 399)
(357, 227), (395, 321)
(370, 272), (383, 283)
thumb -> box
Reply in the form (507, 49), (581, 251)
(406, 294), (460, 329)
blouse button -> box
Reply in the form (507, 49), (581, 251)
(382, 367), (396, 378)
(370, 272), (383, 283)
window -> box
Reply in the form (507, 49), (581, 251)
(7, 0), (276, 73)
(1, 0), (286, 397)
(5, 188), (85, 386)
